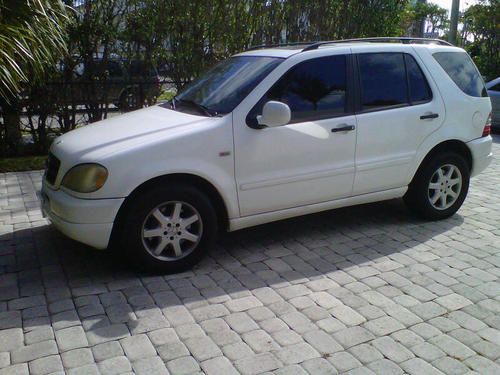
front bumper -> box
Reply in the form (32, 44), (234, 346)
(467, 136), (493, 177)
(40, 180), (124, 249)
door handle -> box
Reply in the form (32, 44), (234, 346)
(331, 124), (355, 132)
(420, 113), (439, 120)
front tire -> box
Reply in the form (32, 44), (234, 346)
(117, 184), (218, 273)
(404, 152), (470, 220)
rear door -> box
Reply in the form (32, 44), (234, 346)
(353, 48), (445, 195)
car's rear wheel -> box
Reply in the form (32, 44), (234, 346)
(117, 184), (218, 273)
(404, 152), (470, 220)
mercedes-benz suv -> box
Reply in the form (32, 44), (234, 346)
(40, 38), (493, 272)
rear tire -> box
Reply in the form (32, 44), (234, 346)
(116, 184), (218, 273)
(404, 152), (470, 220)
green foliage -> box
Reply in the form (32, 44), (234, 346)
(158, 90), (176, 102)
(0, 0), (411, 98)
(0, 155), (46, 172)
(60, 0), (131, 123)
(2, 0), (497, 160)
(400, 1), (449, 37)
(121, 0), (409, 89)
(460, 0), (499, 80)
(0, 0), (68, 99)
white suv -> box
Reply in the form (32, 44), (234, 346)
(41, 38), (493, 272)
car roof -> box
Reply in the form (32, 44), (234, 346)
(236, 43), (372, 58)
(237, 41), (458, 58)
(235, 48), (302, 58)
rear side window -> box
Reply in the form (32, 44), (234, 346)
(358, 53), (407, 110)
(106, 61), (123, 78)
(405, 54), (432, 103)
(358, 52), (432, 111)
(433, 51), (487, 97)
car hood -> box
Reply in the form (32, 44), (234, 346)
(51, 105), (219, 162)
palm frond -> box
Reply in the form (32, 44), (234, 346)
(0, 0), (68, 101)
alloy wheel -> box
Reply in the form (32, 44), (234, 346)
(141, 201), (203, 261)
(427, 164), (462, 211)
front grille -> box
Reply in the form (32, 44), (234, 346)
(45, 153), (60, 185)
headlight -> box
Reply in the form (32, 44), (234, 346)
(61, 164), (108, 193)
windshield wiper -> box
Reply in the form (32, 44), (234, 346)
(174, 98), (217, 117)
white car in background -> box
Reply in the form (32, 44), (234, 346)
(486, 77), (500, 130)
(41, 37), (493, 273)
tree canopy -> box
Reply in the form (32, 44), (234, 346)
(1, 0), (498, 157)
(0, 0), (67, 99)
(460, 0), (499, 80)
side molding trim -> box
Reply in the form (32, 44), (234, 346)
(228, 187), (407, 231)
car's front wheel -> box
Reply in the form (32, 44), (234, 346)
(117, 184), (218, 273)
(404, 152), (470, 220)
(119, 88), (141, 111)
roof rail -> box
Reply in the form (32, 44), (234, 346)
(302, 37), (453, 51)
(245, 37), (453, 53)
(246, 41), (314, 51)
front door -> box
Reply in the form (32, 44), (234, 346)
(233, 53), (357, 216)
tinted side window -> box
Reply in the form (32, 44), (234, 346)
(359, 53), (408, 110)
(106, 61), (123, 78)
(405, 54), (432, 103)
(248, 55), (348, 124)
(433, 51), (487, 97)
(490, 83), (500, 92)
(127, 61), (157, 77)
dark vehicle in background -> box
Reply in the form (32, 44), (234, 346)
(51, 58), (161, 111)
(486, 78), (500, 131)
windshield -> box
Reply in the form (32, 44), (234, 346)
(172, 56), (283, 116)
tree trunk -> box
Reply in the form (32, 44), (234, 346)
(0, 96), (21, 156)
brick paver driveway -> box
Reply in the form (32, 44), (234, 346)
(1, 135), (499, 375)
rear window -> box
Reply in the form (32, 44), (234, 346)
(433, 51), (487, 97)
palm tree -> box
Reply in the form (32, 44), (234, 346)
(0, 0), (67, 154)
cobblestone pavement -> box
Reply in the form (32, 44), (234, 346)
(1, 136), (500, 375)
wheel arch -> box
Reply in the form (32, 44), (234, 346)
(111, 173), (230, 245)
(411, 139), (473, 184)
(118, 85), (133, 100)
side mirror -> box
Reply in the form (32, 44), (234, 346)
(257, 101), (291, 128)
